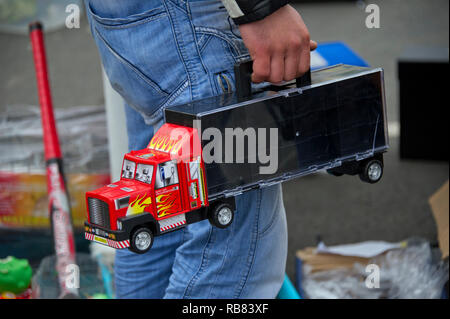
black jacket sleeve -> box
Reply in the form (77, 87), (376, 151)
(221, 0), (290, 25)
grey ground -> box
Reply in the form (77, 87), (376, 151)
(0, 1), (448, 283)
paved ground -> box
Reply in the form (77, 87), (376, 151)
(0, 0), (448, 286)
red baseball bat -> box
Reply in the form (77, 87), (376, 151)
(29, 22), (78, 298)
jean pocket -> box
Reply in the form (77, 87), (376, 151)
(195, 26), (249, 96)
(88, 2), (167, 28)
(196, 26), (249, 73)
(87, 3), (188, 120)
(212, 71), (234, 94)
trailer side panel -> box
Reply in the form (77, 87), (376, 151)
(165, 65), (388, 198)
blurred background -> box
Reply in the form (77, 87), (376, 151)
(0, 0), (448, 299)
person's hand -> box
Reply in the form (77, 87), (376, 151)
(238, 5), (317, 84)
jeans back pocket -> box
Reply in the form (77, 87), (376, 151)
(87, 2), (188, 121)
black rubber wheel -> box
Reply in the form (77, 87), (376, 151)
(208, 202), (234, 229)
(359, 159), (383, 184)
(128, 227), (153, 254)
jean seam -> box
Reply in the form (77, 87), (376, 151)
(207, 226), (233, 298)
(258, 193), (280, 238)
(151, 79), (189, 124)
(181, 224), (187, 245)
(161, 80), (189, 109)
(187, 11), (208, 75)
(164, 0), (194, 101)
(183, 225), (214, 298)
(125, 78), (188, 127)
(93, 12), (167, 29)
(194, 26), (243, 58)
(93, 26), (168, 96)
(233, 190), (262, 298)
(87, 2), (167, 27)
(198, 35), (212, 54)
(235, 53), (251, 61)
(258, 211), (280, 238)
(167, 0), (188, 14)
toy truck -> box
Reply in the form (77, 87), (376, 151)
(84, 63), (389, 254)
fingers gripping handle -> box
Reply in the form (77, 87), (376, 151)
(234, 59), (311, 99)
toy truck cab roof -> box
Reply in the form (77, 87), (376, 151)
(88, 149), (175, 202)
(125, 149), (169, 165)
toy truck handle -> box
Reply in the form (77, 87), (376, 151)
(234, 59), (311, 99)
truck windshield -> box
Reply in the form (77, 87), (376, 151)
(136, 164), (154, 184)
(121, 159), (136, 179)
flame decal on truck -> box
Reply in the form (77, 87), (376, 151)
(148, 133), (183, 154)
(127, 194), (152, 216)
(156, 192), (178, 217)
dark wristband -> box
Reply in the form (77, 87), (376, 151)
(231, 0), (290, 25)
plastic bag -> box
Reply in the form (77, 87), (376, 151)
(373, 242), (448, 299)
(302, 241), (448, 299)
(302, 265), (384, 299)
(0, 104), (109, 174)
(31, 253), (109, 299)
(0, 105), (110, 229)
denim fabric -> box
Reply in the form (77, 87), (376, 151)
(85, 0), (288, 298)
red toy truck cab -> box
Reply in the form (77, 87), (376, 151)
(84, 123), (235, 253)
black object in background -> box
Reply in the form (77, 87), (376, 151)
(398, 47), (449, 161)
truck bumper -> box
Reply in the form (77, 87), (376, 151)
(84, 221), (130, 249)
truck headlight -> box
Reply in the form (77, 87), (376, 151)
(115, 196), (130, 210)
(117, 220), (122, 230)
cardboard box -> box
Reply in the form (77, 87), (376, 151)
(296, 247), (370, 273)
(429, 180), (449, 259)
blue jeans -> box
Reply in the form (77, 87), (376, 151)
(85, 0), (288, 298)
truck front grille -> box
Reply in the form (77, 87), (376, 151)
(87, 198), (110, 229)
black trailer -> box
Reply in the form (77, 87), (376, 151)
(165, 64), (388, 200)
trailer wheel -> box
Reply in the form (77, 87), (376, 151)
(129, 227), (153, 254)
(359, 158), (383, 184)
(208, 203), (234, 229)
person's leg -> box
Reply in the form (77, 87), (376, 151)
(163, 0), (288, 298)
(114, 226), (185, 298)
(85, 0), (190, 298)
(85, 0), (288, 298)
(165, 184), (287, 299)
